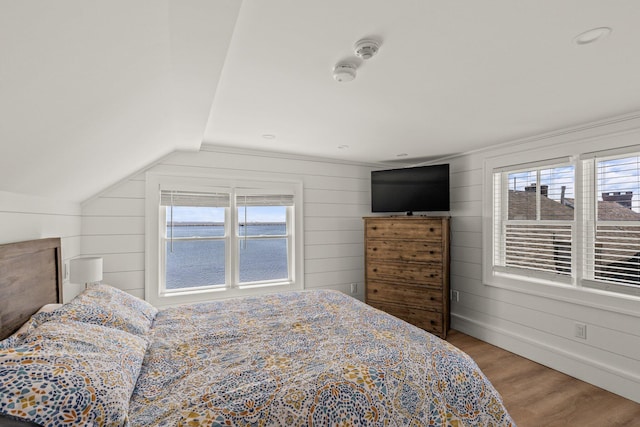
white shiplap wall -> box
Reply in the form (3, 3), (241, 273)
(81, 146), (380, 301)
(78, 114), (640, 403)
(448, 115), (640, 403)
(0, 190), (82, 302)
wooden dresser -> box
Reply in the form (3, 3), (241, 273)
(364, 216), (450, 338)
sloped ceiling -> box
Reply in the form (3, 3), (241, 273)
(2, 1), (640, 203)
(0, 0), (240, 202)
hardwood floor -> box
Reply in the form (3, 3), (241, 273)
(447, 330), (640, 427)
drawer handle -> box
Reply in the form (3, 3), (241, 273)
(372, 226), (377, 230)
(373, 268), (378, 272)
(373, 289), (378, 293)
(430, 251), (435, 254)
(430, 297), (435, 301)
(430, 320), (436, 325)
(372, 247), (378, 251)
(430, 274), (435, 278)
(429, 228), (434, 232)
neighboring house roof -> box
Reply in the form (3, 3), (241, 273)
(506, 190), (640, 286)
(508, 191), (640, 221)
(508, 191), (574, 220)
(597, 201), (640, 221)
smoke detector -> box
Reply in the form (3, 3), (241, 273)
(333, 63), (357, 82)
(354, 39), (380, 60)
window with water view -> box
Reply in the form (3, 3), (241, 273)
(162, 190), (292, 292)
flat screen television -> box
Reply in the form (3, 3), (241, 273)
(371, 164), (450, 214)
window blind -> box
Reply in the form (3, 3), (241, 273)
(236, 194), (294, 206)
(502, 223), (572, 276)
(160, 190), (230, 207)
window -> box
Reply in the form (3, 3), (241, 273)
(489, 150), (640, 297)
(161, 190), (229, 291)
(235, 194), (293, 285)
(583, 153), (640, 293)
(146, 174), (303, 306)
(493, 161), (575, 282)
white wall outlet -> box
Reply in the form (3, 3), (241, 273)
(575, 322), (587, 340)
(451, 290), (460, 302)
(350, 283), (358, 294)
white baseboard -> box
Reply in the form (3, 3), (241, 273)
(451, 313), (640, 404)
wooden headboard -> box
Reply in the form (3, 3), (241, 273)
(0, 237), (63, 340)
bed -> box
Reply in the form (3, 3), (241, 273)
(0, 238), (515, 426)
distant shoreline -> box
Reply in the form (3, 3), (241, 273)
(168, 222), (285, 226)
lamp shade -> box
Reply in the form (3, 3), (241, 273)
(70, 257), (103, 284)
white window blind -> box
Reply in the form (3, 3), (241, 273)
(160, 190), (230, 207)
(503, 223), (572, 275)
(235, 194), (294, 207)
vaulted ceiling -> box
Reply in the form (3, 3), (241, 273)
(2, 1), (640, 202)
(0, 0), (240, 201)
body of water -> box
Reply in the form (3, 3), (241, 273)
(165, 224), (288, 289)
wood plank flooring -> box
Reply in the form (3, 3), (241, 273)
(447, 330), (640, 427)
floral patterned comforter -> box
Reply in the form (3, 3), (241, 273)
(129, 289), (515, 426)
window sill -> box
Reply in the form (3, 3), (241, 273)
(150, 281), (301, 307)
(484, 271), (640, 318)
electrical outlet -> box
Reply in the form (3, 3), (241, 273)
(575, 322), (587, 340)
(350, 283), (358, 294)
(451, 290), (460, 302)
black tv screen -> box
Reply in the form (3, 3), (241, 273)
(371, 164), (450, 214)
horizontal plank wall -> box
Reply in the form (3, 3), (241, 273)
(0, 191), (82, 302)
(81, 146), (379, 301)
(448, 115), (640, 403)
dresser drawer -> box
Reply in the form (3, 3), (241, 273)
(366, 218), (442, 240)
(368, 301), (444, 336)
(367, 282), (443, 311)
(366, 240), (442, 263)
(367, 262), (443, 286)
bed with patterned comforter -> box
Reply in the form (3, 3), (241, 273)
(0, 284), (515, 426)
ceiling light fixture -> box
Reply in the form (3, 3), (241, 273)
(262, 134), (276, 140)
(574, 27), (612, 45)
(338, 144), (349, 150)
(354, 39), (380, 60)
(333, 63), (357, 82)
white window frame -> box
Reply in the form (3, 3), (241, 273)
(581, 148), (640, 297)
(484, 142), (640, 302)
(145, 173), (304, 306)
(489, 157), (576, 288)
(234, 189), (294, 289)
(160, 185), (231, 294)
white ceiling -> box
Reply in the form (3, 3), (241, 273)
(2, 1), (640, 202)
(0, 0), (240, 202)
(206, 0), (640, 162)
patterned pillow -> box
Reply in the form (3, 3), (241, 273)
(0, 304), (64, 350)
(79, 284), (158, 323)
(0, 317), (37, 350)
(0, 320), (148, 426)
(0, 304), (65, 350)
(34, 284), (158, 336)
